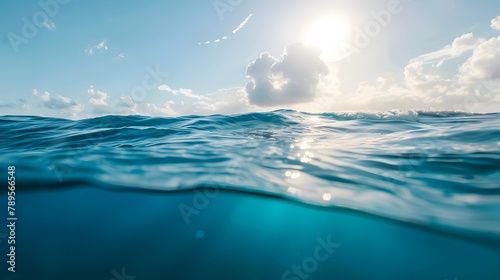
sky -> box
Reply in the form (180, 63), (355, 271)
(1, 0), (500, 118)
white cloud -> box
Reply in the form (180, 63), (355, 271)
(42, 20), (56, 31)
(34, 16), (500, 119)
(155, 86), (252, 115)
(232, 14), (253, 34)
(181, 88), (252, 115)
(88, 86), (108, 106)
(346, 32), (500, 112)
(84, 86), (145, 116)
(84, 46), (94, 55)
(157, 84), (174, 92)
(246, 43), (329, 106)
(411, 33), (484, 66)
(32, 89), (83, 118)
(158, 84), (204, 99)
(33, 89), (77, 109)
(286, 26), (499, 113)
(460, 36), (500, 81)
(404, 60), (446, 92)
(96, 41), (108, 51)
(85, 86), (252, 117)
(338, 26), (498, 112)
(198, 14), (252, 45)
(86, 86), (111, 115)
(111, 96), (138, 115)
(133, 28), (499, 115)
(85, 39), (108, 55)
(136, 102), (176, 116)
(491, 16), (500, 30)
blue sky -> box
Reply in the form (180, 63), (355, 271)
(1, 0), (500, 118)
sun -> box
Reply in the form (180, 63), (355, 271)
(304, 16), (349, 62)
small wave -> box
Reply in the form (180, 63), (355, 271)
(1, 110), (499, 238)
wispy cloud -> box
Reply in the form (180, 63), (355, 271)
(88, 86), (108, 107)
(96, 41), (108, 51)
(232, 14), (253, 34)
(42, 20), (57, 31)
(410, 33), (484, 66)
(198, 14), (253, 45)
(158, 84), (204, 99)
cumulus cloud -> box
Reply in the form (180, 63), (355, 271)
(33, 89), (83, 118)
(33, 89), (78, 110)
(179, 88), (252, 115)
(491, 16), (500, 30)
(86, 90), (141, 116)
(136, 102), (175, 116)
(404, 61), (446, 92)
(88, 86), (108, 106)
(131, 86), (251, 116)
(349, 31), (500, 112)
(30, 15), (500, 119)
(161, 17), (500, 113)
(246, 43), (329, 106)
(349, 78), (422, 110)
(110, 96), (138, 115)
(335, 18), (500, 113)
(86, 86), (111, 114)
(149, 28), (499, 115)
(460, 36), (500, 81)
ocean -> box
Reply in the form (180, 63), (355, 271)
(0, 110), (499, 279)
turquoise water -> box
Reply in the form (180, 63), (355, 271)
(0, 110), (499, 279)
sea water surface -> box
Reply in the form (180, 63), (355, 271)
(1, 109), (499, 239)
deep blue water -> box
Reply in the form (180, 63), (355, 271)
(0, 110), (499, 279)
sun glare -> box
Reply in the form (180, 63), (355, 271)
(304, 16), (349, 62)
